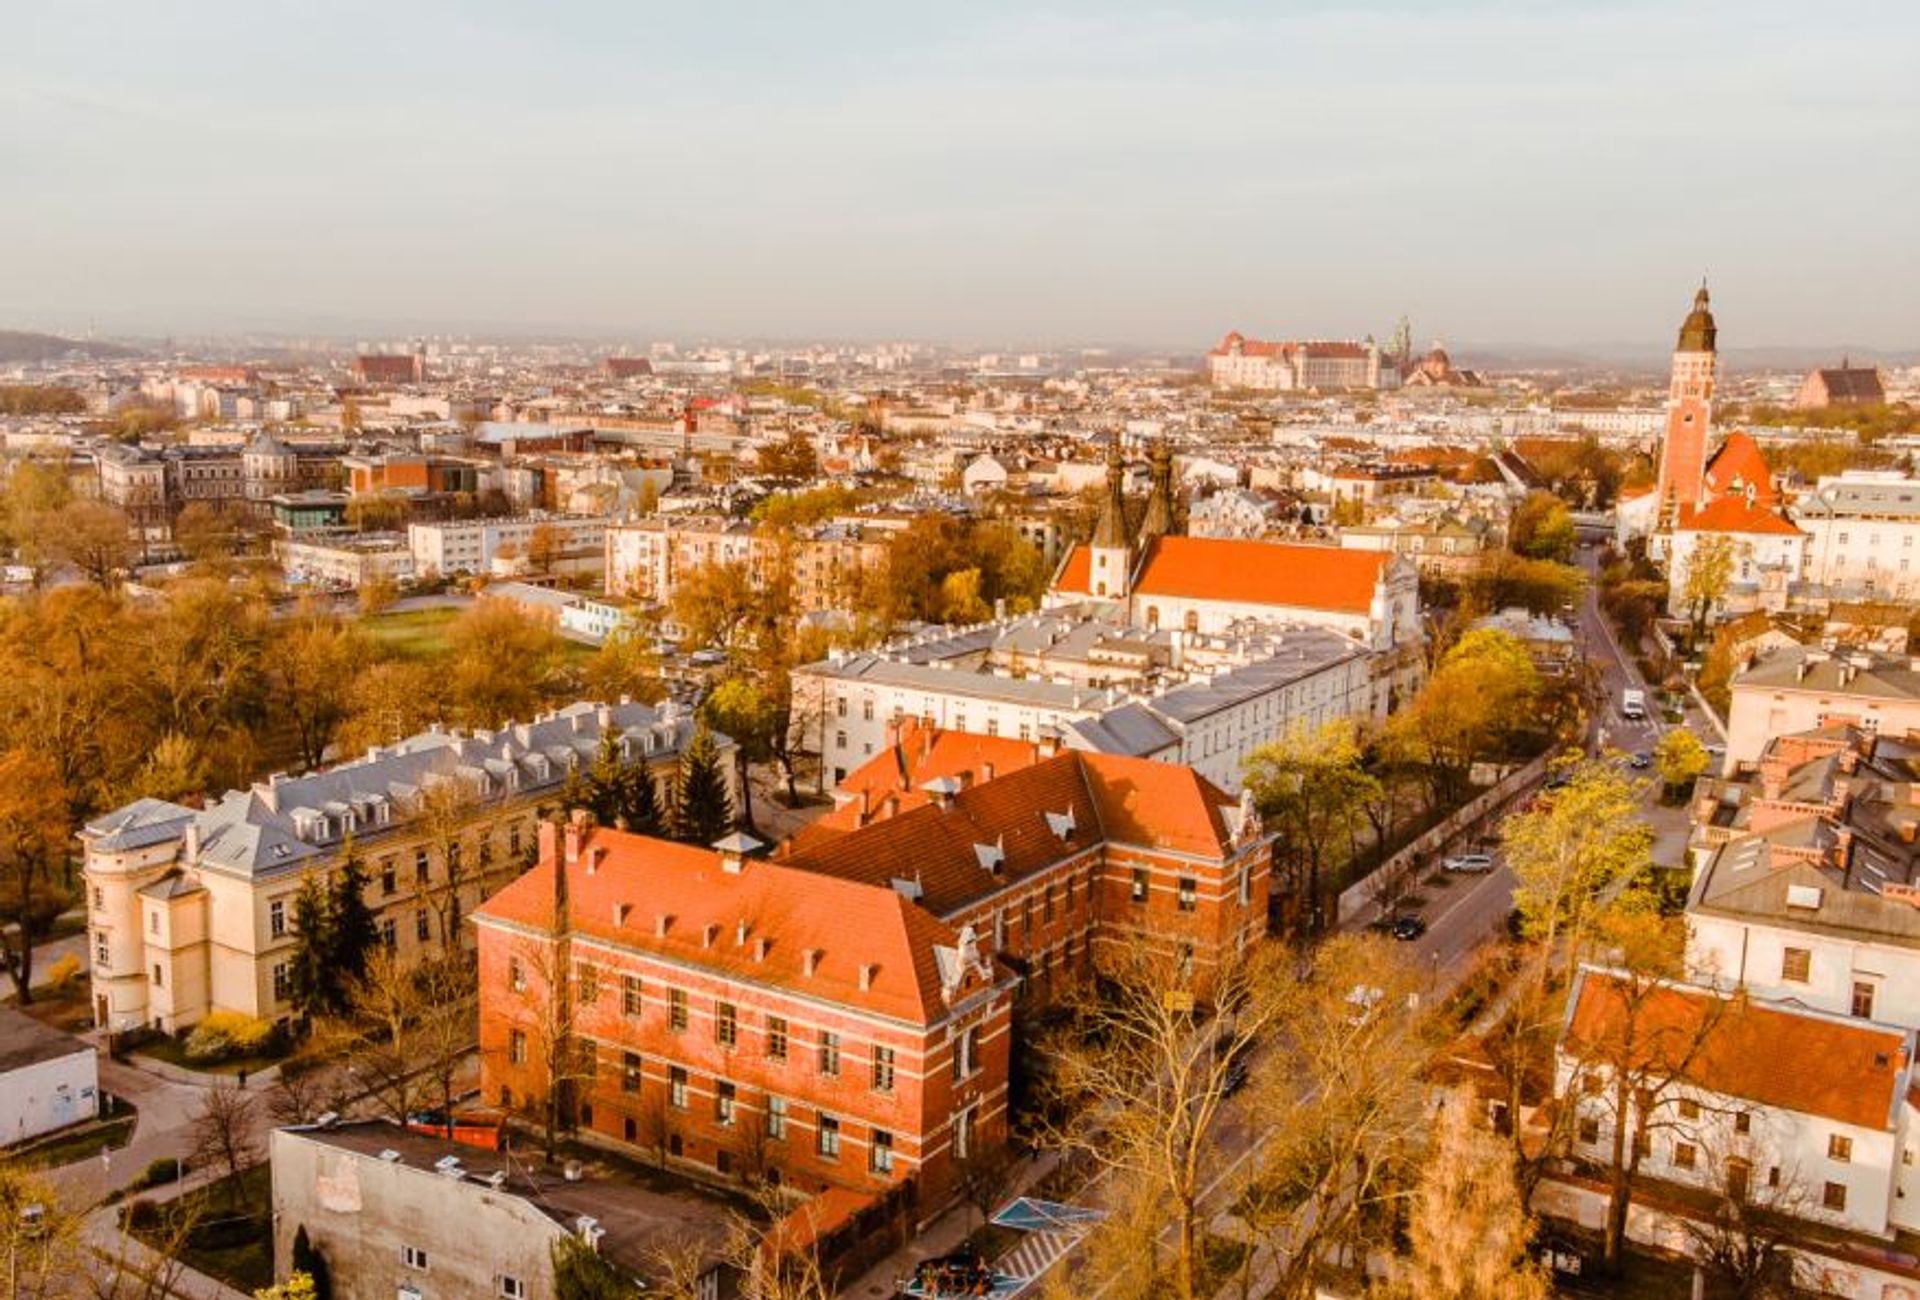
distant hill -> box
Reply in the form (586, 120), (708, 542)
(0, 329), (143, 364)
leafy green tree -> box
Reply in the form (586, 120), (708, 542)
(1654, 729), (1710, 799)
(673, 722), (734, 845)
(327, 846), (380, 991)
(1244, 720), (1381, 932)
(552, 1234), (635, 1300)
(701, 676), (775, 834)
(1384, 629), (1540, 807)
(286, 871), (337, 1019)
(1679, 533), (1740, 645)
(1508, 491), (1575, 563)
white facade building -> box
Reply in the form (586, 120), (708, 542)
(408, 516), (608, 580)
(0, 1008), (99, 1146)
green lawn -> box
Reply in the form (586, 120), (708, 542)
(10, 1109), (137, 1169)
(132, 1033), (290, 1078)
(363, 606), (462, 658)
(128, 1164), (275, 1294)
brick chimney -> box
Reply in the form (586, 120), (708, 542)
(564, 809), (588, 867)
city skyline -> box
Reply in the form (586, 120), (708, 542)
(4, 1), (1919, 348)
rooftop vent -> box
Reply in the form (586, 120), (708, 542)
(1045, 809), (1076, 840)
(803, 947), (823, 977)
(378, 1149), (402, 1163)
(754, 936), (771, 962)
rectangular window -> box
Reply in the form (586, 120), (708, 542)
(1678, 1098), (1700, 1121)
(621, 974), (643, 1017)
(1177, 877), (1197, 912)
(669, 988), (688, 1031)
(1852, 981), (1875, 1020)
(1781, 947), (1811, 983)
(1735, 1111), (1752, 1135)
(1823, 1181), (1848, 1212)
(92, 886), (103, 910)
(498, 1277), (525, 1300)
(508, 1030), (527, 1065)
(415, 847), (430, 884)
(1829, 1134), (1853, 1163)
(716, 1001), (738, 1049)
(952, 1026), (977, 1082)
(716, 1081), (736, 1126)
(819, 1032), (840, 1077)
(871, 1045), (895, 1094)
(622, 1051), (641, 1093)
(95, 933), (109, 968)
(871, 1129), (894, 1174)
(1673, 1142), (1697, 1171)
(381, 861), (396, 895)
(766, 1015), (789, 1060)
(817, 1113), (840, 1159)
(767, 1095), (788, 1140)
(1131, 868), (1149, 903)
(380, 917), (396, 951)
(402, 1245), (429, 1271)
(1042, 885), (1054, 924)
(955, 1107), (974, 1161)
(416, 910), (430, 942)
(508, 956), (526, 992)
(576, 962), (600, 1005)
(269, 899), (286, 938)
(669, 1066), (688, 1109)
(1578, 1116), (1600, 1145)
(272, 962), (290, 1001)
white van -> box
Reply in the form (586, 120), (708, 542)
(1621, 689), (1647, 720)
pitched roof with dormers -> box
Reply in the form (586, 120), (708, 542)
(1701, 432), (1778, 506)
(1051, 536), (1393, 615)
(1563, 968), (1912, 1130)
(473, 827), (982, 1026)
(783, 751), (1246, 919)
(794, 722), (1051, 849)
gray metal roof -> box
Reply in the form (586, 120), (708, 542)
(81, 797), (198, 853)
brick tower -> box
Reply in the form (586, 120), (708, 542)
(1654, 282), (1718, 530)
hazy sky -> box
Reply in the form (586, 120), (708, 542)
(3, 1), (1917, 348)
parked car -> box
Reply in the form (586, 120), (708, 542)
(1629, 751), (1652, 770)
(1443, 853), (1494, 873)
(1391, 915), (1427, 941)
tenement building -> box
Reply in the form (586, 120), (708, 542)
(82, 700), (727, 1035)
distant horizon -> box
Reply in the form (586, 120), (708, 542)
(5, 2), (1917, 351)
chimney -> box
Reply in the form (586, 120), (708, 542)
(539, 817), (560, 864)
(597, 704), (613, 731)
(564, 809), (588, 867)
(613, 902), (630, 926)
(859, 963), (876, 992)
(803, 948), (823, 977)
(858, 786), (872, 828)
(586, 847), (606, 876)
(655, 913), (672, 937)
(702, 923), (720, 948)
(1037, 726), (1061, 759)
(980, 762), (995, 785)
(182, 821), (201, 862)
(735, 919), (749, 947)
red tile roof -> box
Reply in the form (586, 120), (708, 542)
(1052, 544), (1096, 595)
(1677, 496), (1803, 537)
(797, 722), (1050, 847)
(473, 829), (975, 1024)
(1564, 971), (1909, 1129)
(1132, 536), (1389, 614)
(784, 751), (1240, 917)
(1702, 432), (1778, 506)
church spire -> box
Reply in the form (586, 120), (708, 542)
(1091, 441), (1130, 549)
(1140, 441), (1177, 541)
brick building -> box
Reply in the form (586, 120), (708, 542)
(475, 749), (1269, 1214)
(475, 821), (1017, 1216)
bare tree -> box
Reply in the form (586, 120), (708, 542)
(187, 1086), (262, 1207)
(1036, 939), (1298, 1300)
(954, 1144), (1022, 1232)
(1677, 1136), (1807, 1300)
(408, 778), (483, 954)
(317, 948), (476, 1130)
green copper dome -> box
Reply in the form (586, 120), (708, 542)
(1676, 284), (1717, 353)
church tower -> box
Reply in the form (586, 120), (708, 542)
(1089, 443), (1133, 599)
(1139, 441), (1178, 542)
(1655, 282), (1718, 529)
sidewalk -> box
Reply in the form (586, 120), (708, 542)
(835, 1150), (1064, 1298)
(78, 1165), (255, 1300)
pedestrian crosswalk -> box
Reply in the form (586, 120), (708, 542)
(996, 1229), (1077, 1290)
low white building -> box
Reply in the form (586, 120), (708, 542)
(408, 516), (608, 581)
(0, 1007), (99, 1146)
(1558, 967), (1920, 1242)
(277, 534), (414, 590)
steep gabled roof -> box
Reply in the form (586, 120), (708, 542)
(474, 828), (973, 1026)
(1702, 432), (1778, 506)
(783, 751), (1242, 918)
